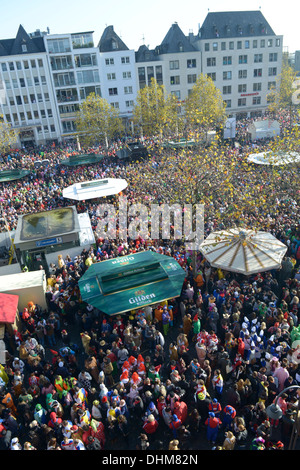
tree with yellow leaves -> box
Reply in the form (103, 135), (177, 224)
(0, 115), (19, 153)
(133, 77), (180, 140)
(183, 74), (227, 142)
(75, 92), (124, 148)
(267, 54), (298, 128)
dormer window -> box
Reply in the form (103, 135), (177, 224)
(111, 40), (117, 50)
(22, 44), (27, 52)
(178, 42), (183, 52)
(237, 25), (243, 35)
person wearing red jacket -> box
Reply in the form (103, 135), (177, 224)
(143, 414), (159, 434)
(208, 398), (222, 417)
(205, 412), (222, 444)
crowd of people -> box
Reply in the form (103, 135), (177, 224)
(0, 112), (300, 451)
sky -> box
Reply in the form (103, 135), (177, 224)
(1, 0), (299, 53)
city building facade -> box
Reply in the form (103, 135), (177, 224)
(0, 11), (286, 146)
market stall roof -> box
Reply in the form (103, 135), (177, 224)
(60, 153), (105, 167)
(199, 228), (287, 275)
(163, 139), (197, 149)
(0, 169), (30, 182)
(247, 150), (300, 166)
(0, 293), (19, 324)
(63, 178), (128, 201)
(78, 251), (186, 315)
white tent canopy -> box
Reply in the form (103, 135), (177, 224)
(248, 119), (280, 141)
(63, 178), (128, 201)
(248, 150), (300, 166)
(199, 228), (287, 275)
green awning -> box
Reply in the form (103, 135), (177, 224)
(0, 169), (30, 182)
(60, 153), (105, 167)
(162, 139), (198, 149)
(78, 251), (186, 315)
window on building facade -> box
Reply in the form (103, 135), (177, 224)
(275, 38), (280, 47)
(229, 41), (234, 50)
(252, 96), (261, 105)
(268, 39), (273, 47)
(121, 56), (130, 64)
(245, 40), (250, 49)
(238, 55), (247, 64)
(75, 53), (97, 68)
(223, 71), (232, 80)
(124, 86), (133, 94)
(223, 85), (231, 94)
(260, 39), (265, 47)
(238, 70), (247, 79)
(1, 63), (7, 72)
(224, 99), (231, 108)
(237, 41), (242, 49)
(123, 71), (132, 79)
(107, 73), (116, 80)
(268, 67), (277, 76)
(221, 42), (226, 50)
(207, 72), (216, 81)
(254, 54), (263, 63)
(16, 61), (22, 70)
(48, 38), (71, 54)
(105, 58), (114, 65)
(111, 102), (119, 108)
(108, 87), (118, 96)
(253, 83), (262, 91)
(207, 57), (216, 67)
(269, 53), (278, 62)
(170, 76), (180, 85)
(268, 81), (276, 90)
(238, 84), (247, 93)
(238, 98), (246, 106)
(169, 60), (179, 70)
(213, 42), (218, 51)
(171, 90), (181, 99)
(77, 70), (99, 84)
(254, 68), (262, 77)
(253, 40), (258, 48)
(223, 56), (232, 65)
(187, 59), (196, 68)
(187, 74), (197, 84)
(204, 43), (209, 51)
(126, 100), (134, 107)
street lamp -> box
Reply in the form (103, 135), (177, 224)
(266, 385), (300, 450)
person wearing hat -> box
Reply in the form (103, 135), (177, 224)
(205, 412), (222, 445)
(142, 414), (159, 435)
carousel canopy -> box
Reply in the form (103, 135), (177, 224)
(199, 228), (287, 275)
(63, 178), (128, 201)
(247, 150), (300, 166)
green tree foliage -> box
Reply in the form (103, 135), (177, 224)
(267, 54), (298, 114)
(183, 74), (227, 140)
(133, 78), (179, 138)
(75, 93), (124, 147)
(0, 115), (19, 152)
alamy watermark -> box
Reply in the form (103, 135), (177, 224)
(95, 196), (204, 250)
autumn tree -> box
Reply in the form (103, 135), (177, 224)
(267, 54), (299, 127)
(0, 115), (19, 153)
(183, 74), (227, 141)
(75, 93), (124, 147)
(133, 77), (180, 139)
